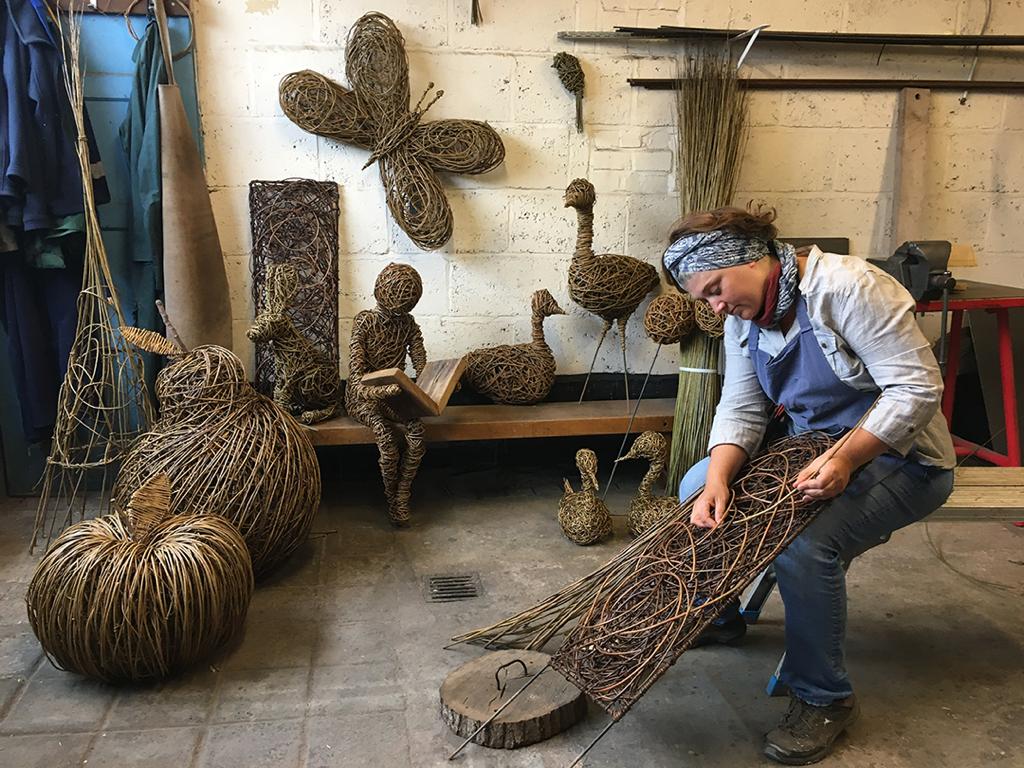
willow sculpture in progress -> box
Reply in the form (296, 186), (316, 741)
(453, 433), (835, 723)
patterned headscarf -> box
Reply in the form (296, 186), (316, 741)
(662, 230), (799, 328)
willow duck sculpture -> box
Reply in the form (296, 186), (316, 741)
(563, 178), (659, 403)
(558, 448), (613, 545)
(617, 431), (678, 538)
(464, 288), (566, 405)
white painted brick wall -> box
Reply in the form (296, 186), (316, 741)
(194, 0), (1024, 380)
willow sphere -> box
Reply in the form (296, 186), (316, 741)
(375, 262), (423, 314)
(644, 293), (695, 345)
(113, 341), (321, 578)
(26, 474), (253, 683)
(693, 299), (725, 338)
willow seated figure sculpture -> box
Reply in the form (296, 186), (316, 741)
(346, 263), (428, 526)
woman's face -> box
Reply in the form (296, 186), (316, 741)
(684, 257), (772, 321)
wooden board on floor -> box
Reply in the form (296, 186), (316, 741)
(306, 397), (675, 446)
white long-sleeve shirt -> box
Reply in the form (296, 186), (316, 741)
(707, 246), (956, 469)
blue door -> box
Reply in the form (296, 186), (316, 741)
(0, 11), (200, 495)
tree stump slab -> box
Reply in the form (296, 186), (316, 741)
(440, 650), (587, 749)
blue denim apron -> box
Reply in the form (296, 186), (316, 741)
(748, 295), (908, 493)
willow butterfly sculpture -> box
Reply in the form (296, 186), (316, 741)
(279, 12), (505, 251)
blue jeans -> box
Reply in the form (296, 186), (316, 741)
(679, 455), (954, 705)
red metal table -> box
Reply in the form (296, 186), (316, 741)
(917, 280), (1024, 467)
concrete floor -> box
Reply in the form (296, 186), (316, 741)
(0, 439), (1022, 767)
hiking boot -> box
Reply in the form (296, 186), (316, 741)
(692, 613), (747, 647)
(763, 695), (860, 765)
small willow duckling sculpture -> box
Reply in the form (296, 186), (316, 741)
(563, 178), (659, 403)
(464, 288), (566, 405)
(617, 431), (678, 538)
(558, 449), (613, 545)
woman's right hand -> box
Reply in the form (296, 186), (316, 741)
(691, 480), (732, 529)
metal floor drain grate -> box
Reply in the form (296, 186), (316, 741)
(426, 573), (482, 602)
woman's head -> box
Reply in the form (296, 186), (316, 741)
(662, 204), (778, 321)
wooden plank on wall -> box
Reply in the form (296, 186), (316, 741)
(890, 87), (931, 251)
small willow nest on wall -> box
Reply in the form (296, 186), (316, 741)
(644, 293), (695, 345)
(26, 474), (253, 683)
(693, 299), (725, 338)
(113, 340), (321, 578)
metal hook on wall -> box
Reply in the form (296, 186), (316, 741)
(123, 0), (194, 62)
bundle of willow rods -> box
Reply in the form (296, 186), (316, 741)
(674, 46), (748, 215)
(668, 306), (724, 488)
(668, 43), (748, 491)
(26, 474), (253, 683)
(451, 432), (832, 658)
(31, 6), (153, 552)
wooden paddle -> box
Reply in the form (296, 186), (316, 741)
(155, 0), (232, 350)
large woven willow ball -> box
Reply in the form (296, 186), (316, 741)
(26, 475), (253, 683)
(155, 344), (249, 422)
(644, 293), (695, 345)
(375, 262), (422, 314)
(113, 345), (321, 578)
(693, 299), (725, 338)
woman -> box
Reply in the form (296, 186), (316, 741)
(662, 206), (955, 765)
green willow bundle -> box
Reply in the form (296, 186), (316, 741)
(668, 45), (749, 490)
(668, 302), (725, 487)
(26, 474), (253, 683)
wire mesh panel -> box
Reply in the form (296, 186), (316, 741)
(249, 179), (340, 395)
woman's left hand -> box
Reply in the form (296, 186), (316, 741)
(794, 453), (854, 502)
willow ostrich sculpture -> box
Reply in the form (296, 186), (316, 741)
(247, 263), (342, 424)
(345, 263), (427, 526)
(464, 289), (566, 405)
(617, 431), (678, 538)
(558, 449), (613, 546)
(564, 178), (659, 403)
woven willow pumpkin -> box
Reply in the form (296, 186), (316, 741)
(27, 474), (253, 683)
(114, 329), (321, 578)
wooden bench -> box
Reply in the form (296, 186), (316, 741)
(931, 466), (1024, 522)
(746, 465), (1023, 626)
(305, 398), (676, 446)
